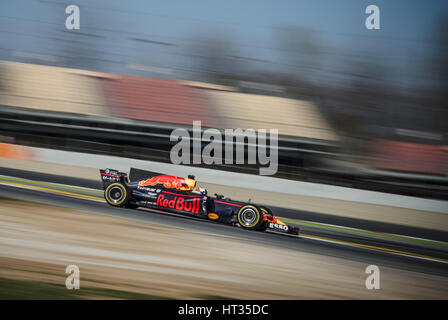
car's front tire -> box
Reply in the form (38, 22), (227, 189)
(104, 182), (130, 207)
(237, 205), (264, 230)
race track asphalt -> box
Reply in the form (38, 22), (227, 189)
(0, 167), (447, 278)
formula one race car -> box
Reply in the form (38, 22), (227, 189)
(100, 167), (299, 236)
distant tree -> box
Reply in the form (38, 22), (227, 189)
(274, 26), (322, 99)
(187, 31), (243, 86)
(275, 26), (321, 83)
(430, 15), (448, 133)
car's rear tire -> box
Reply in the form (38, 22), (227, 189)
(237, 205), (264, 230)
(104, 182), (130, 207)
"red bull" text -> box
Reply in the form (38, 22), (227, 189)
(156, 194), (200, 214)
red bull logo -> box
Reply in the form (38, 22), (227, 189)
(138, 175), (196, 191)
(156, 194), (200, 214)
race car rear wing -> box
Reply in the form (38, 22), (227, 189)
(100, 167), (197, 189)
(99, 168), (129, 189)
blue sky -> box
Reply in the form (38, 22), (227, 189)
(1, 0), (447, 87)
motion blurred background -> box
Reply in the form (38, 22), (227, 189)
(0, 0), (447, 196)
(1, 0), (448, 301)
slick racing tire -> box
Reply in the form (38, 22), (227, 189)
(104, 182), (130, 207)
(237, 205), (264, 230)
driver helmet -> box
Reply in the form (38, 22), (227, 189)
(193, 186), (207, 194)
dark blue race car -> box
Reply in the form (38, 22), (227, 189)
(100, 167), (299, 235)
